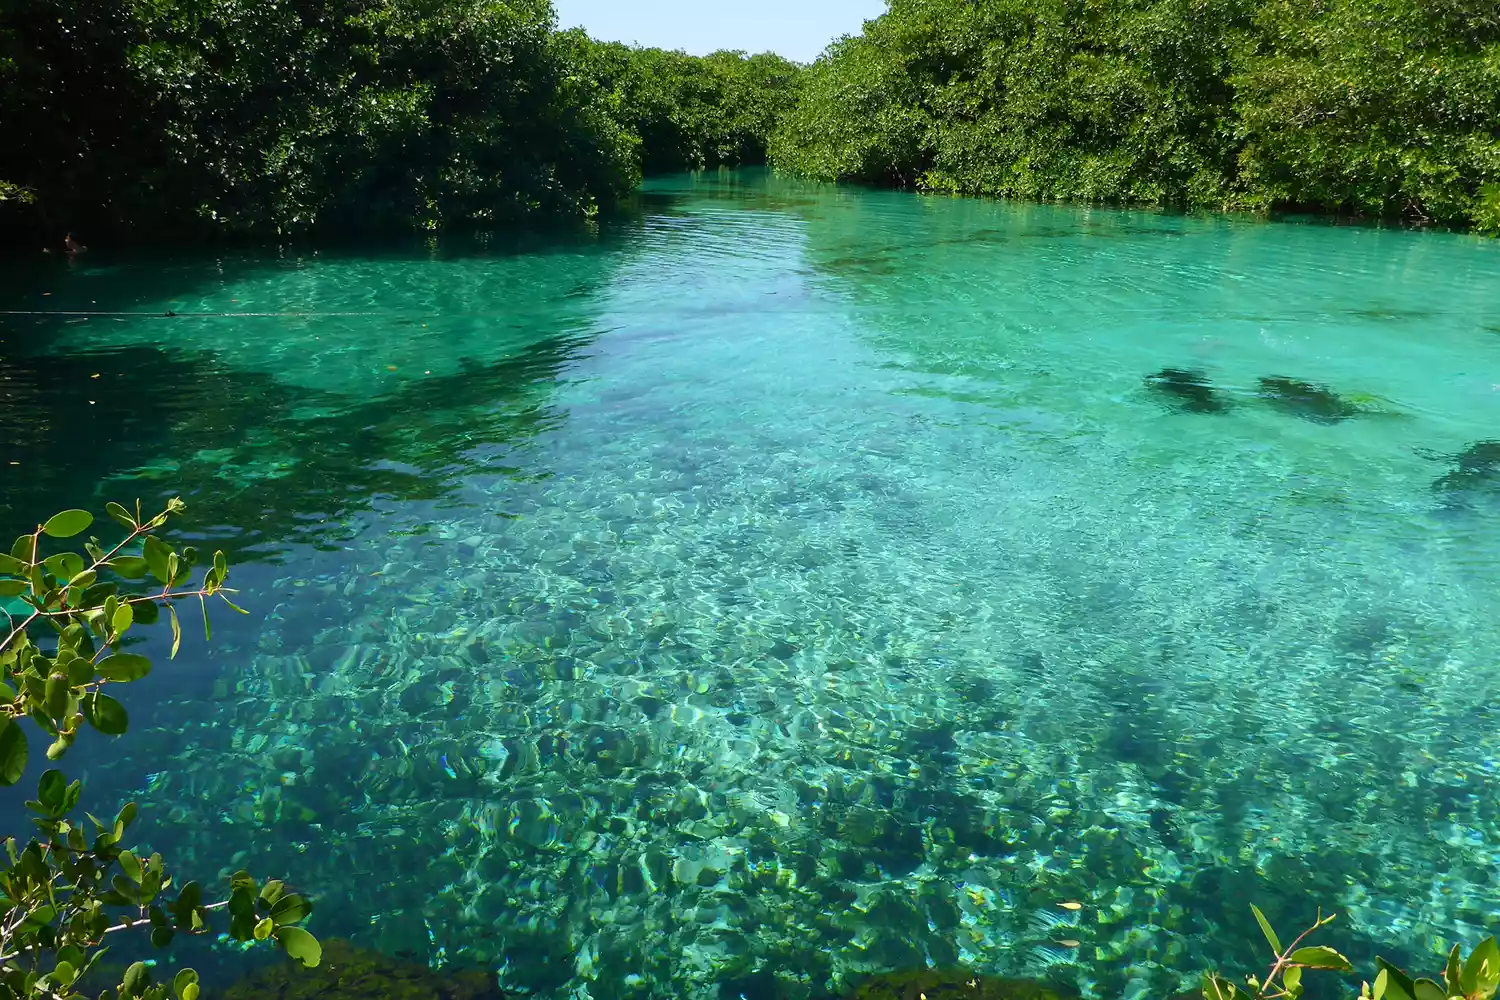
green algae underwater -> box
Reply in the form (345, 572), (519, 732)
(4, 170), (1500, 999)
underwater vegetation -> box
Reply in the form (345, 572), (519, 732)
(1432, 441), (1500, 510)
(1144, 370), (1401, 425)
(1256, 377), (1361, 424)
(223, 940), (503, 1000)
(1144, 369), (1231, 414)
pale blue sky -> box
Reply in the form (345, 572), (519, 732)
(553, 0), (887, 63)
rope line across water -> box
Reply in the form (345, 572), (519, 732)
(0, 310), (388, 318)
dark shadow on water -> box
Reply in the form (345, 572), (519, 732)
(1145, 368), (1233, 414)
(1256, 376), (1361, 424)
(1432, 440), (1500, 514)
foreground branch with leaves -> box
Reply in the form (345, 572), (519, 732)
(0, 500), (318, 1000)
(1207, 906), (1500, 1000)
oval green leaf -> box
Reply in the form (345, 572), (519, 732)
(122, 960), (149, 997)
(105, 502), (136, 529)
(42, 510), (94, 539)
(0, 579), (25, 598)
(0, 553), (24, 576)
(273, 925), (321, 968)
(42, 552), (85, 581)
(270, 893), (311, 925)
(110, 556), (150, 580)
(0, 719), (28, 786)
(97, 653), (152, 682)
(1290, 946), (1353, 972)
(85, 692), (129, 735)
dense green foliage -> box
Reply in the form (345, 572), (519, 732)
(0, 1), (801, 242)
(569, 37), (802, 173)
(0, 500), (318, 999)
(770, 0), (1500, 230)
(0, 0), (637, 238)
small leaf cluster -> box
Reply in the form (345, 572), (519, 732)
(1365, 938), (1500, 1000)
(0, 502), (319, 1000)
(0, 500), (241, 778)
(1206, 906), (1500, 1000)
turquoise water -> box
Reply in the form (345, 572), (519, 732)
(5, 170), (1500, 998)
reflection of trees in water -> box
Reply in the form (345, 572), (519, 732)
(82, 329), (588, 563)
(0, 223), (657, 555)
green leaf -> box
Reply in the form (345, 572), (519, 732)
(11, 534), (33, 561)
(1202, 974), (1247, 1000)
(0, 580), (25, 598)
(172, 970), (199, 1000)
(97, 653), (152, 682)
(1291, 946), (1353, 971)
(143, 536), (171, 584)
(111, 556), (150, 580)
(1445, 943), (1463, 997)
(36, 769), (66, 811)
(67, 655), (95, 686)
(1283, 966), (1303, 998)
(112, 873), (141, 903)
(175, 880), (203, 913)
(0, 554), (24, 576)
(270, 893), (311, 925)
(44, 671), (68, 718)
(113, 602), (134, 634)
(42, 510), (93, 539)
(133, 599), (161, 625)
(42, 552), (85, 581)
(106, 502), (137, 529)
(273, 925), (322, 967)
(259, 879), (286, 905)
(119, 849), (143, 883)
(168, 603), (181, 659)
(1463, 939), (1500, 998)
(254, 915), (274, 940)
(212, 550), (228, 580)
(121, 960), (150, 998)
(85, 692), (129, 735)
(1413, 980), (1445, 1000)
(0, 720), (28, 786)
(151, 924), (175, 948)
(183, 983), (200, 1000)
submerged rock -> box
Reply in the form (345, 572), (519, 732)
(1144, 368), (1229, 413)
(1256, 376), (1359, 424)
(222, 940), (504, 1000)
(1433, 440), (1500, 508)
(841, 970), (1075, 1000)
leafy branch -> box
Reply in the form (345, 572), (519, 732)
(1206, 906), (1500, 1000)
(0, 500), (319, 1000)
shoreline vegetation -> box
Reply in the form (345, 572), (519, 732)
(3, 0), (1498, 246)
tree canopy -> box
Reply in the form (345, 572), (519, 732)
(769, 0), (1500, 231)
(0, 0), (799, 242)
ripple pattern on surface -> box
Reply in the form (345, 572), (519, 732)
(8, 172), (1500, 999)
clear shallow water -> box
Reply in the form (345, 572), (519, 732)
(4, 170), (1500, 998)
